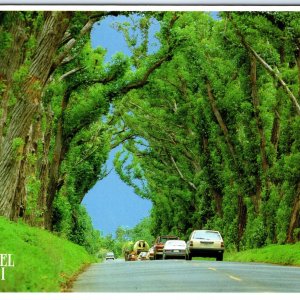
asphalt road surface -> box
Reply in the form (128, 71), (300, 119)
(72, 259), (300, 292)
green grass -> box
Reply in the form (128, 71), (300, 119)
(0, 217), (96, 292)
(225, 242), (300, 266)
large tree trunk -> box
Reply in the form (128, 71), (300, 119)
(270, 96), (281, 155)
(44, 85), (73, 229)
(0, 12), (72, 218)
(10, 130), (31, 221)
(37, 106), (53, 228)
(249, 54), (269, 211)
(286, 182), (300, 243)
(10, 110), (43, 223)
(44, 115), (67, 230)
(250, 54), (269, 175)
(0, 100), (40, 217)
(0, 13), (28, 156)
(237, 195), (247, 251)
(202, 136), (223, 216)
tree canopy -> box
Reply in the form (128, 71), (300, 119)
(0, 11), (299, 253)
(113, 11), (300, 250)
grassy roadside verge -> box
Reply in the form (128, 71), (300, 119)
(225, 242), (300, 266)
(0, 216), (96, 292)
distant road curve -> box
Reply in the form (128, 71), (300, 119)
(72, 259), (300, 292)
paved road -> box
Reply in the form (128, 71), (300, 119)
(72, 259), (300, 292)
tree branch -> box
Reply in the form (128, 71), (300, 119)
(110, 133), (137, 150)
(170, 155), (197, 191)
(59, 67), (85, 81)
(117, 13), (179, 95)
(206, 80), (239, 169)
(53, 19), (95, 70)
(121, 54), (172, 94)
(229, 15), (300, 115)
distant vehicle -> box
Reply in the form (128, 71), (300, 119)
(105, 252), (115, 260)
(163, 240), (186, 260)
(124, 240), (150, 261)
(146, 247), (154, 260)
(153, 235), (179, 260)
(133, 240), (150, 255)
(127, 252), (137, 261)
(138, 251), (148, 261)
(186, 230), (224, 261)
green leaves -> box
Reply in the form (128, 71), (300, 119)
(109, 12), (300, 249)
(2, 11), (300, 253)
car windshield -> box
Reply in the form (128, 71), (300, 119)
(106, 252), (114, 256)
(160, 237), (177, 244)
(193, 231), (221, 241)
(165, 240), (186, 247)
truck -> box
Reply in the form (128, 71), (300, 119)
(153, 235), (179, 260)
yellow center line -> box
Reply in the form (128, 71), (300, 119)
(228, 275), (242, 282)
(207, 267), (242, 282)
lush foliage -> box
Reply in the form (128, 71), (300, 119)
(0, 216), (95, 292)
(0, 12), (174, 254)
(1, 11), (300, 260)
(113, 12), (300, 251)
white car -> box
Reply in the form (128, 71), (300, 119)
(186, 230), (224, 261)
(163, 240), (187, 260)
(105, 252), (115, 260)
(137, 251), (148, 260)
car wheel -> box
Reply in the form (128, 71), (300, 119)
(186, 253), (192, 260)
(216, 253), (223, 261)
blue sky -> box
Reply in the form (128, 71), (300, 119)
(82, 147), (152, 237)
(82, 15), (156, 237)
